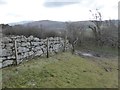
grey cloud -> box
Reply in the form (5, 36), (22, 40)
(44, 0), (81, 8)
(0, 0), (7, 5)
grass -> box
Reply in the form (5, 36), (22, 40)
(77, 45), (118, 56)
(2, 52), (118, 88)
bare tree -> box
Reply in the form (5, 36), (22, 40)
(66, 22), (82, 54)
(89, 9), (102, 46)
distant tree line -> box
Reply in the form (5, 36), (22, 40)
(1, 24), (60, 39)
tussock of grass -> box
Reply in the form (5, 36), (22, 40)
(2, 52), (118, 88)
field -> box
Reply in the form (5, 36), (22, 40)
(2, 52), (118, 88)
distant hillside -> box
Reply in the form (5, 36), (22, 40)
(23, 20), (66, 31)
(16, 20), (97, 31)
(8, 20), (118, 31)
(9, 21), (33, 26)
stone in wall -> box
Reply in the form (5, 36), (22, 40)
(6, 43), (14, 47)
(21, 36), (27, 42)
(18, 55), (23, 60)
(28, 51), (34, 56)
(49, 48), (53, 52)
(23, 52), (29, 58)
(34, 46), (41, 51)
(0, 49), (2, 57)
(2, 49), (12, 56)
(28, 35), (34, 41)
(31, 42), (40, 46)
(41, 47), (47, 54)
(21, 42), (30, 47)
(2, 60), (13, 67)
(18, 47), (29, 53)
(2, 37), (12, 43)
(7, 56), (15, 60)
(35, 50), (43, 56)
(34, 37), (40, 41)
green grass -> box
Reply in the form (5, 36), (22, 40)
(77, 45), (118, 56)
(2, 52), (118, 88)
(0, 69), (2, 89)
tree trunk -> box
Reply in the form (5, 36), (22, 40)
(89, 26), (101, 46)
(72, 44), (75, 54)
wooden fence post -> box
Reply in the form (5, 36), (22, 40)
(63, 35), (67, 52)
(46, 38), (49, 58)
(14, 40), (18, 65)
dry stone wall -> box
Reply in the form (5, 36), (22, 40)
(0, 35), (70, 68)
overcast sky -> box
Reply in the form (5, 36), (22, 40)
(0, 0), (119, 24)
